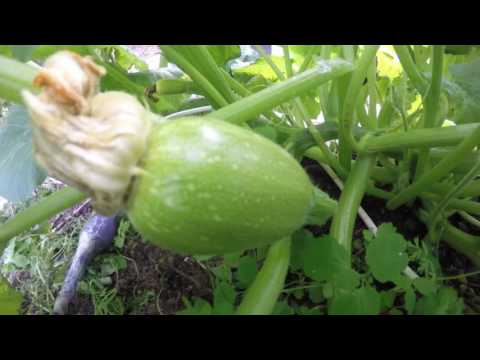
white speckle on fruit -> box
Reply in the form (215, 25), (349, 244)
(201, 126), (222, 143)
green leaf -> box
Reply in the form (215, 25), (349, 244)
(296, 305), (322, 315)
(393, 275), (412, 290)
(234, 56), (287, 81)
(253, 125), (278, 143)
(413, 277), (437, 296)
(323, 283), (334, 299)
(308, 285), (324, 303)
(293, 289), (304, 300)
(0, 275), (23, 315)
(272, 300), (294, 315)
(206, 45), (241, 67)
(305, 189), (337, 227)
(107, 46), (149, 71)
(404, 287), (416, 315)
(389, 308), (404, 315)
(223, 252), (242, 267)
(363, 229), (374, 243)
(235, 255), (258, 289)
(210, 265), (231, 283)
(177, 298), (212, 315)
(329, 286), (381, 315)
(379, 290), (396, 310)
(193, 254), (215, 262)
(212, 281), (236, 315)
(0, 106), (47, 202)
(10, 46), (39, 62)
(303, 235), (349, 282)
(290, 229), (310, 272)
(414, 287), (464, 315)
(332, 268), (360, 292)
(366, 223), (409, 283)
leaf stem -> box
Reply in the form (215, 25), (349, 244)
(330, 154), (375, 260)
(414, 45), (445, 180)
(209, 59), (353, 125)
(387, 125), (480, 209)
(159, 45), (229, 109)
(393, 45), (428, 95)
(338, 45), (379, 170)
(0, 187), (86, 252)
(237, 237), (291, 315)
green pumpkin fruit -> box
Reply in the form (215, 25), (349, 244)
(126, 117), (316, 254)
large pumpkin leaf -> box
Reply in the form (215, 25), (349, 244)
(0, 106), (46, 202)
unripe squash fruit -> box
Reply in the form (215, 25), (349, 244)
(126, 117), (315, 255)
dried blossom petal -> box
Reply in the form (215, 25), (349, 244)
(33, 50), (106, 115)
(22, 51), (152, 215)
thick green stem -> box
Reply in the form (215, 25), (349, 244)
(305, 147), (396, 184)
(430, 181), (480, 198)
(339, 45), (380, 170)
(439, 223), (480, 268)
(236, 237), (291, 315)
(427, 153), (480, 240)
(175, 45), (237, 104)
(429, 148), (480, 175)
(414, 45), (445, 180)
(417, 211), (480, 268)
(362, 123), (480, 153)
(282, 45), (294, 78)
(422, 193), (480, 216)
(366, 60), (378, 129)
(159, 46), (229, 109)
(0, 55), (38, 104)
(208, 59), (353, 125)
(298, 46), (321, 73)
(255, 45), (306, 127)
(393, 45), (428, 95)
(0, 187), (86, 252)
(220, 68), (252, 97)
(154, 79), (197, 95)
(330, 155), (375, 261)
(387, 125), (480, 209)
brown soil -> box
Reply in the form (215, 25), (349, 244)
(65, 233), (212, 315)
